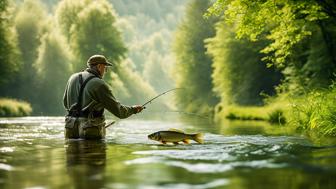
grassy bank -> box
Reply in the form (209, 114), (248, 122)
(215, 87), (336, 136)
(0, 98), (32, 117)
(215, 100), (290, 125)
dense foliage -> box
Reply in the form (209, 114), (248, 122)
(0, 0), (20, 86)
(207, 0), (329, 65)
(173, 0), (219, 115)
(206, 0), (336, 135)
(207, 0), (336, 91)
(0, 0), (47, 107)
(34, 29), (73, 115)
(207, 21), (282, 106)
(56, 0), (126, 72)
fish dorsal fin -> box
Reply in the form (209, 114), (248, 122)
(168, 128), (184, 133)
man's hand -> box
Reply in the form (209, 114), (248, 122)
(132, 105), (144, 114)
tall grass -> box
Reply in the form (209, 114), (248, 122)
(215, 86), (336, 136)
(289, 87), (336, 136)
(0, 98), (32, 117)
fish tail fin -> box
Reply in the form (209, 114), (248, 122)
(192, 133), (204, 144)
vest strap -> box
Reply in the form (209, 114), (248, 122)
(68, 73), (97, 117)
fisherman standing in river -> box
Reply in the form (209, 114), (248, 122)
(63, 55), (143, 139)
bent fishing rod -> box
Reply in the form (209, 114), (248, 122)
(142, 88), (183, 109)
(105, 88), (182, 126)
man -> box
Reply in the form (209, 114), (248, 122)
(63, 54), (143, 139)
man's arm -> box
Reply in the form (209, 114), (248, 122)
(92, 83), (139, 119)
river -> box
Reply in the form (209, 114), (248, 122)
(0, 116), (335, 189)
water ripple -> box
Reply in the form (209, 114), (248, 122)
(109, 179), (229, 189)
(0, 163), (14, 171)
(125, 156), (287, 173)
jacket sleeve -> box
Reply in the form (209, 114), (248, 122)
(91, 82), (136, 119)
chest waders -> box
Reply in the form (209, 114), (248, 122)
(65, 74), (106, 139)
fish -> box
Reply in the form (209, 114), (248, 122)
(148, 128), (204, 144)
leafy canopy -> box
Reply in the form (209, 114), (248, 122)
(206, 0), (329, 67)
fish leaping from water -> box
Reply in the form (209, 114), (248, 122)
(148, 128), (203, 144)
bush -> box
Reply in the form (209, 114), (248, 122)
(0, 98), (32, 117)
(268, 109), (286, 124)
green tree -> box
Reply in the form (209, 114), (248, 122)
(56, 0), (126, 72)
(55, 0), (89, 41)
(34, 28), (73, 115)
(15, 0), (47, 66)
(173, 0), (219, 115)
(1, 0), (48, 105)
(207, 0), (336, 92)
(207, 0), (331, 67)
(207, 21), (282, 106)
(0, 0), (20, 87)
(278, 21), (336, 94)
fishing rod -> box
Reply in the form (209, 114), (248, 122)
(142, 88), (183, 109)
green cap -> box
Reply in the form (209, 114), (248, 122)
(87, 55), (113, 67)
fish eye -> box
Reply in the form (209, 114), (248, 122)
(148, 133), (155, 139)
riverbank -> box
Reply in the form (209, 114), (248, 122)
(215, 88), (336, 136)
(0, 98), (32, 117)
(214, 99), (290, 125)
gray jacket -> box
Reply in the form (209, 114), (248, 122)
(63, 69), (135, 118)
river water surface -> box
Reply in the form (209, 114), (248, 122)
(0, 116), (335, 189)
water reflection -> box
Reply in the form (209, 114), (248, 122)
(0, 117), (335, 189)
(65, 140), (106, 189)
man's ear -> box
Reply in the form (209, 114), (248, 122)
(98, 64), (103, 71)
